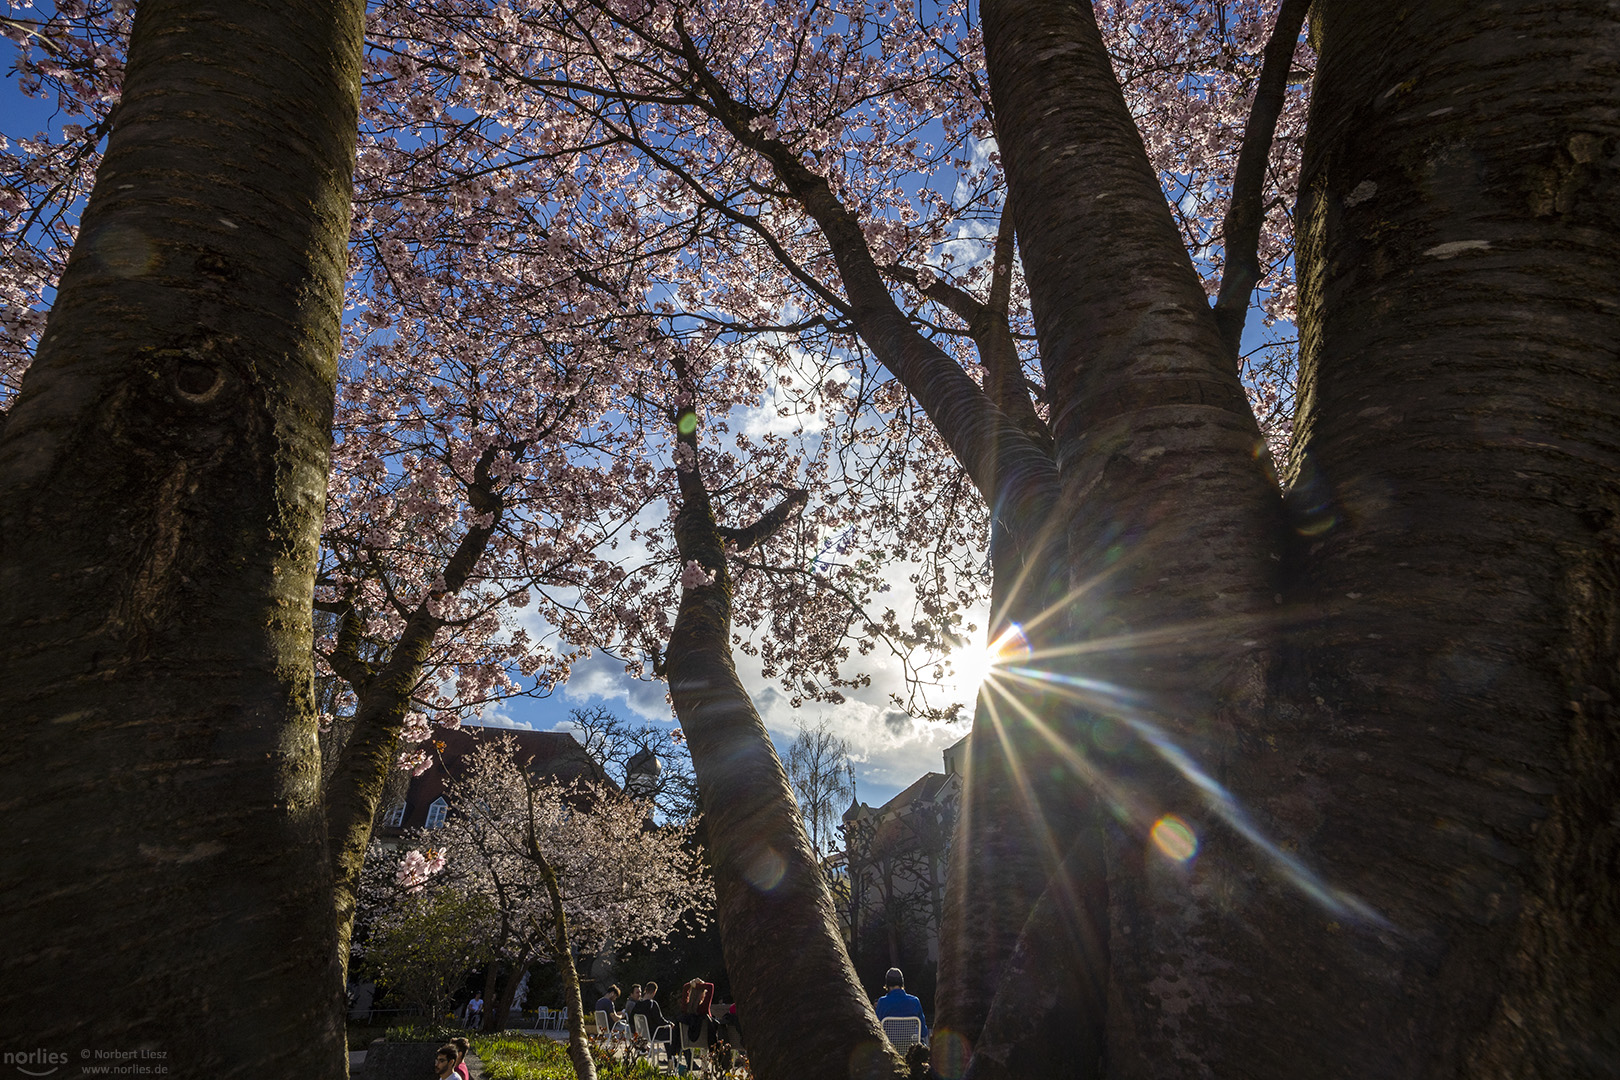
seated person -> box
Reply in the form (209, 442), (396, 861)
(594, 984), (628, 1036)
(874, 967), (929, 1040)
(676, 977), (715, 1048)
(631, 981), (675, 1051)
(714, 1001), (740, 1041)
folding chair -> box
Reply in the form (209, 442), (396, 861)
(599, 1010), (628, 1049)
(634, 1012), (675, 1073)
(881, 1015), (923, 1048)
(678, 1016), (710, 1074)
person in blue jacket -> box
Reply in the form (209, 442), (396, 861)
(874, 967), (929, 1039)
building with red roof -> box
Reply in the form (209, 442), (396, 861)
(377, 725), (607, 835)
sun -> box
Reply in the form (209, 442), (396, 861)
(949, 623), (1033, 696)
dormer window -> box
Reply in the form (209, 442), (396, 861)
(382, 802), (406, 828)
(425, 796), (449, 829)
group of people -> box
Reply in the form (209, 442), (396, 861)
(593, 976), (741, 1058)
(589, 967), (925, 1052)
(431, 966), (923, 1079)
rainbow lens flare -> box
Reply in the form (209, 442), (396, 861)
(1150, 814), (1198, 862)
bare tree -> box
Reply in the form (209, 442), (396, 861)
(786, 721), (855, 859)
(568, 704), (701, 822)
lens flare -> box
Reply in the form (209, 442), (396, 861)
(993, 663), (1389, 926)
(931, 1029), (971, 1079)
(741, 845), (786, 892)
(92, 224), (155, 277)
(988, 622), (1033, 664)
(848, 1039), (891, 1080)
(1150, 814), (1198, 862)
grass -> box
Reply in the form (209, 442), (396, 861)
(380, 1021), (714, 1080)
(470, 1030), (672, 1080)
(470, 1032), (575, 1080)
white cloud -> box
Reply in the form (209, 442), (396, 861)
(561, 649), (673, 721)
(739, 646), (975, 807)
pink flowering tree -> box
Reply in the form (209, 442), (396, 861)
(368, 735), (712, 1078)
(313, 303), (662, 967)
(13, 4), (1612, 1078)
(4, 3), (1309, 1073)
(360, 5), (1308, 1069)
(3, 2), (1312, 1073)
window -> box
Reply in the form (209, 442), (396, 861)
(382, 802), (406, 828)
(425, 797), (449, 830)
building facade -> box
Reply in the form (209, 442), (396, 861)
(830, 736), (965, 1003)
(376, 724), (606, 838)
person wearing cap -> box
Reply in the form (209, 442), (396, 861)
(874, 967), (929, 1039)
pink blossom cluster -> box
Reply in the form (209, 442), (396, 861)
(395, 846), (448, 891)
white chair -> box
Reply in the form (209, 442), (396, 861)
(678, 1016), (709, 1073)
(882, 1015), (923, 1048)
(554, 1006), (568, 1033)
(597, 1009), (630, 1052)
(634, 1012), (675, 1072)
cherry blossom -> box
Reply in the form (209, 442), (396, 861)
(3, 2), (1306, 726)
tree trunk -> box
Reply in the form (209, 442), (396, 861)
(972, 1), (1620, 1077)
(531, 844), (596, 1080)
(0, 2), (363, 1076)
(883, 864), (902, 969)
(325, 445), (505, 975)
(487, 947), (533, 1033)
(674, 38), (1095, 1064)
(962, 838), (1107, 1080)
(556, 937), (594, 1078)
(1257, 3), (1620, 1074)
(665, 402), (905, 1080)
(480, 958), (503, 1032)
(934, 521), (1095, 1066)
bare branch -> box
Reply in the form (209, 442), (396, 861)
(717, 488), (810, 552)
(1212, 0), (1310, 361)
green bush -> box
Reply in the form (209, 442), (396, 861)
(364, 889), (495, 1021)
(385, 1020), (471, 1044)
